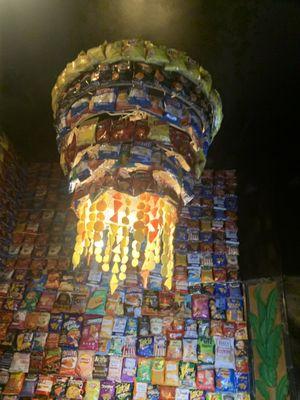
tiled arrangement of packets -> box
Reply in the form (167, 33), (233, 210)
(0, 164), (251, 399)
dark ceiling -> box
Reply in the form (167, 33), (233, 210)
(1, 0), (300, 277)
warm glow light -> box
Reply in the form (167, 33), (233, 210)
(72, 190), (177, 293)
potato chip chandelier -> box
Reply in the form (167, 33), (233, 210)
(52, 39), (222, 293)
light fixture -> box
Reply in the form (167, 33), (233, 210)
(52, 39), (222, 293)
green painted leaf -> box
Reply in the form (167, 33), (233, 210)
(266, 288), (279, 335)
(256, 341), (269, 365)
(267, 325), (282, 365)
(276, 374), (289, 400)
(255, 286), (267, 322)
(259, 363), (277, 387)
(256, 379), (270, 400)
(259, 317), (268, 342)
(249, 312), (259, 337)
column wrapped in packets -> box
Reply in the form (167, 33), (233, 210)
(52, 39), (223, 293)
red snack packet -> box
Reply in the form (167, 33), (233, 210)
(196, 368), (215, 391)
(160, 386), (176, 400)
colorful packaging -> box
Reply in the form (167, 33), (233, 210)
(215, 368), (235, 392)
(197, 336), (215, 365)
(75, 350), (94, 379)
(196, 367), (215, 391)
(121, 357), (137, 383)
(84, 379), (101, 400)
(214, 337), (235, 369)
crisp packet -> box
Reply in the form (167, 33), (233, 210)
(93, 354), (109, 379)
(136, 358), (152, 383)
(99, 380), (115, 400)
(154, 335), (167, 357)
(2, 372), (25, 395)
(121, 357), (137, 383)
(133, 381), (148, 400)
(9, 352), (30, 373)
(197, 336), (215, 365)
(86, 288), (107, 315)
(100, 316), (114, 338)
(214, 337), (235, 369)
(137, 336), (154, 357)
(235, 372), (250, 392)
(192, 294), (209, 319)
(182, 338), (197, 363)
(159, 385), (176, 399)
(75, 350), (94, 379)
(79, 318), (101, 350)
(196, 367), (215, 391)
(66, 378), (84, 399)
(179, 361), (196, 387)
(151, 358), (165, 386)
(42, 348), (61, 374)
(60, 315), (83, 348)
(175, 387), (190, 400)
(60, 350), (78, 376)
(107, 356), (123, 382)
(19, 374), (37, 397)
(51, 376), (68, 398)
(16, 331), (34, 351)
(189, 389), (205, 400)
(164, 360), (179, 387)
(35, 374), (54, 397)
(84, 379), (101, 400)
(215, 368), (235, 392)
(115, 382), (133, 400)
(109, 335), (125, 356)
(49, 313), (64, 332)
(167, 339), (182, 360)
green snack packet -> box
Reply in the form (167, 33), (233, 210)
(165, 48), (188, 74)
(198, 66), (212, 96)
(179, 361), (196, 387)
(87, 44), (106, 65)
(197, 336), (215, 365)
(115, 382), (133, 400)
(146, 41), (169, 65)
(108, 335), (125, 356)
(209, 89), (223, 139)
(136, 358), (152, 383)
(148, 117), (170, 143)
(105, 41), (123, 64)
(86, 289), (107, 315)
(182, 57), (201, 84)
(122, 39), (146, 62)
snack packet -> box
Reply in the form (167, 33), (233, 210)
(121, 357), (137, 383)
(164, 360), (179, 387)
(196, 367), (215, 391)
(84, 379), (101, 400)
(215, 368), (235, 392)
(75, 350), (95, 379)
(197, 336), (215, 365)
(99, 380), (115, 400)
(136, 358), (152, 383)
(151, 358), (165, 386)
(214, 337), (235, 369)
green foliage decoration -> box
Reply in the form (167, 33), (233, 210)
(249, 286), (289, 399)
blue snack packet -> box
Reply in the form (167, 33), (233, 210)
(215, 368), (235, 392)
(128, 87), (151, 108)
(213, 253), (227, 267)
(214, 283), (228, 297)
(137, 336), (154, 357)
(163, 97), (183, 125)
(90, 88), (117, 112)
(228, 282), (242, 298)
(235, 372), (250, 392)
(49, 313), (64, 333)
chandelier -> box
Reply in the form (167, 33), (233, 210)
(51, 39), (222, 293)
